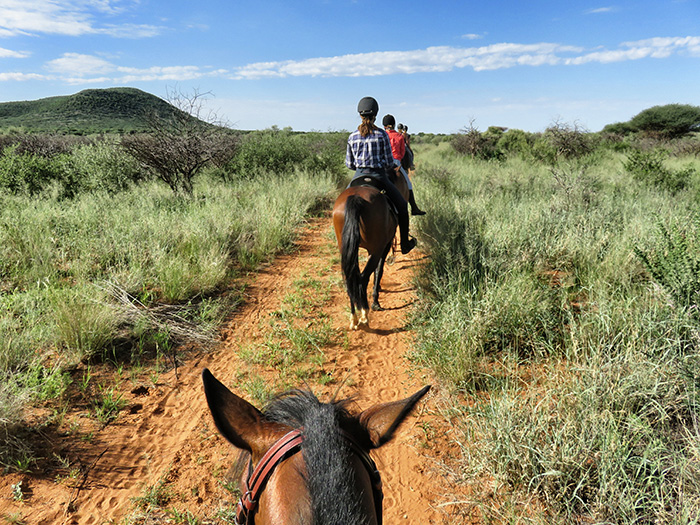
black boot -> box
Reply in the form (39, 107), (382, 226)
(398, 207), (417, 254)
(409, 190), (426, 216)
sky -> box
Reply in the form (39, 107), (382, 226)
(0, 0), (699, 134)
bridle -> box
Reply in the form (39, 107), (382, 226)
(235, 428), (384, 525)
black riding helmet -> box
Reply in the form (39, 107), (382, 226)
(357, 96), (379, 117)
(382, 114), (396, 127)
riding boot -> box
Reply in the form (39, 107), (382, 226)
(398, 208), (416, 254)
(408, 190), (426, 216)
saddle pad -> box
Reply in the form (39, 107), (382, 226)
(347, 177), (397, 216)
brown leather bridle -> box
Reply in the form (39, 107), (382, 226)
(235, 428), (384, 525)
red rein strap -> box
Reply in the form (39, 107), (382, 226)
(236, 429), (304, 524)
(236, 429), (384, 525)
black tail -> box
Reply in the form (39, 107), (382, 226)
(341, 195), (365, 311)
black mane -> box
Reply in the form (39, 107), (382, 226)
(263, 390), (370, 525)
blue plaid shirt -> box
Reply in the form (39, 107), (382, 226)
(345, 128), (395, 171)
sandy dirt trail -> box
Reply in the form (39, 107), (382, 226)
(0, 215), (466, 524)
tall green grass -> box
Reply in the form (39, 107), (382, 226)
(411, 143), (700, 522)
(0, 165), (336, 466)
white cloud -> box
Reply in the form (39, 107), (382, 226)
(20, 35), (700, 88)
(233, 42), (581, 79)
(0, 46), (28, 58)
(46, 53), (115, 75)
(566, 36), (700, 64)
(0, 71), (45, 81)
(0, 0), (162, 38)
(586, 7), (617, 14)
(117, 65), (207, 83)
(44, 52), (228, 84)
(231, 37), (700, 79)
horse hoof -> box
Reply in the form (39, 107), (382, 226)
(372, 303), (383, 311)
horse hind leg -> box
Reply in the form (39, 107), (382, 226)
(350, 308), (361, 330)
(357, 308), (369, 327)
(349, 307), (368, 330)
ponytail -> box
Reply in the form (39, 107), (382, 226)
(358, 115), (378, 137)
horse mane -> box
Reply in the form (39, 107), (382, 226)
(263, 390), (369, 525)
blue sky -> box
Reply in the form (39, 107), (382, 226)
(0, 0), (698, 134)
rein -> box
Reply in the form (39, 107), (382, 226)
(236, 428), (383, 525)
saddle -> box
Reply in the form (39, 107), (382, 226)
(348, 176), (398, 216)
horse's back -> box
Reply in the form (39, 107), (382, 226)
(333, 186), (395, 251)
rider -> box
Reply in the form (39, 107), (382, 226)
(398, 123), (415, 170)
(383, 115), (425, 216)
(346, 97), (416, 254)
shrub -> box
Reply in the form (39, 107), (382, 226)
(451, 121), (502, 160)
(227, 129), (344, 180)
(601, 121), (636, 136)
(120, 89), (239, 195)
(544, 120), (595, 160)
(496, 128), (534, 157)
(634, 216), (700, 317)
(0, 132), (87, 157)
(0, 146), (67, 195)
(624, 149), (693, 194)
(62, 141), (147, 195)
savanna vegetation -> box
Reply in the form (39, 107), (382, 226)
(3, 89), (700, 524)
(410, 115), (700, 523)
(0, 121), (345, 473)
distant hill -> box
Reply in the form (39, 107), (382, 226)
(0, 88), (187, 135)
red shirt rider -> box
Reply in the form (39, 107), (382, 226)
(382, 114), (405, 162)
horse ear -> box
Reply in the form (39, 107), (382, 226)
(358, 385), (431, 448)
(202, 368), (269, 453)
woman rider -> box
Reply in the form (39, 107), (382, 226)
(345, 97), (416, 254)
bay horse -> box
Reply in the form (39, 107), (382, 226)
(332, 170), (409, 330)
(202, 368), (430, 525)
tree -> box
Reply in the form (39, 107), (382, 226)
(628, 104), (700, 139)
(451, 119), (501, 160)
(121, 88), (238, 195)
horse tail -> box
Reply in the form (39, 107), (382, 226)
(341, 195), (364, 307)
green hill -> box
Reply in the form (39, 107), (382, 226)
(0, 88), (184, 135)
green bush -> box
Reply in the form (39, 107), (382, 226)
(635, 216), (700, 316)
(496, 128), (534, 157)
(451, 123), (503, 160)
(0, 146), (66, 195)
(62, 141), (147, 195)
(624, 149), (693, 194)
(227, 129), (344, 180)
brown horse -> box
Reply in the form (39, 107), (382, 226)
(332, 171), (408, 330)
(202, 368), (430, 525)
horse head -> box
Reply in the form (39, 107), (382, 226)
(202, 368), (430, 524)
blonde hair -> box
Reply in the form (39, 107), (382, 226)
(358, 115), (378, 137)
